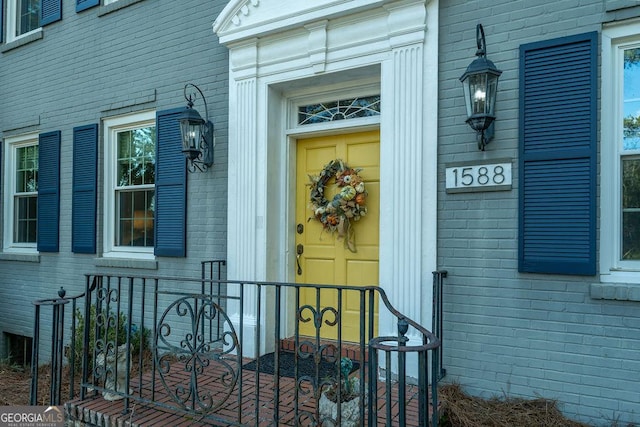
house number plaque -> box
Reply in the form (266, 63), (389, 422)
(445, 160), (512, 193)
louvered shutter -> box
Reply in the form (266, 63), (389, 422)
(155, 108), (187, 257)
(518, 32), (597, 275)
(41, 0), (62, 26)
(76, 0), (99, 12)
(72, 124), (98, 253)
(38, 131), (61, 252)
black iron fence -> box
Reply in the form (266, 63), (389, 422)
(432, 270), (447, 382)
(31, 262), (442, 426)
(30, 286), (85, 406)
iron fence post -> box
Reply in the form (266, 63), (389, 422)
(29, 304), (41, 406)
(398, 318), (408, 427)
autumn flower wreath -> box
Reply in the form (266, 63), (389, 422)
(309, 159), (367, 252)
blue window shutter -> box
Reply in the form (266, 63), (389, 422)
(155, 108), (187, 257)
(38, 131), (61, 252)
(76, 0), (99, 12)
(41, 0), (62, 26)
(72, 124), (98, 253)
(518, 32), (597, 275)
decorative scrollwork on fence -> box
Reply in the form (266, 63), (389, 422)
(92, 287), (121, 387)
(155, 295), (240, 414)
(296, 302), (344, 426)
(298, 304), (339, 329)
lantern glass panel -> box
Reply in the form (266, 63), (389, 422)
(486, 74), (499, 115)
(462, 79), (472, 118)
(180, 119), (202, 156)
(468, 73), (488, 115)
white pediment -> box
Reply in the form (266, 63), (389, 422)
(213, 0), (391, 45)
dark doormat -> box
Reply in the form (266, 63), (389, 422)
(243, 351), (359, 379)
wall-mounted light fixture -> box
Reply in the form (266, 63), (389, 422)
(179, 83), (214, 172)
(460, 24), (502, 151)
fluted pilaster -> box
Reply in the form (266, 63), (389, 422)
(380, 43), (425, 336)
(228, 77), (257, 282)
(226, 78), (262, 358)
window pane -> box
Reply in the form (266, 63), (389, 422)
(15, 145), (38, 193)
(622, 158), (640, 259)
(623, 48), (640, 150)
(116, 190), (155, 247)
(17, 0), (40, 36)
(14, 195), (37, 243)
(116, 126), (156, 187)
(117, 130), (132, 186)
(622, 211), (640, 260)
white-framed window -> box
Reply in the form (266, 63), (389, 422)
(103, 111), (156, 258)
(3, 133), (39, 253)
(602, 22), (640, 282)
(5, 0), (41, 43)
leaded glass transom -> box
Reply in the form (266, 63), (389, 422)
(298, 95), (380, 125)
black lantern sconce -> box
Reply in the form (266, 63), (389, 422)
(460, 24), (502, 150)
(179, 83), (214, 172)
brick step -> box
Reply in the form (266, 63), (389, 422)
(279, 337), (369, 363)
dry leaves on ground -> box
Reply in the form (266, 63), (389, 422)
(0, 364), (41, 406)
(438, 383), (591, 427)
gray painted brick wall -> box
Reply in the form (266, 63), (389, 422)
(0, 0), (228, 362)
(439, 0), (640, 425)
(3, 0), (640, 423)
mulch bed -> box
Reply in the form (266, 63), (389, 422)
(1, 350), (154, 406)
(0, 362), (600, 427)
(438, 383), (591, 427)
(0, 364), (61, 406)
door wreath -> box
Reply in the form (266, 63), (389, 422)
(308, 159), (367, 252)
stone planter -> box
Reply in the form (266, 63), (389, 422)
(318, 378), (364, 427)
(94, 344), (130, 401)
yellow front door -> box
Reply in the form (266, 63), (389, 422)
(295, 130), (379, 343)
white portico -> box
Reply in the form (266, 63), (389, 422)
(213, 0), (438, 359)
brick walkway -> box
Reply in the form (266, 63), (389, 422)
(65, 362), (432, 426)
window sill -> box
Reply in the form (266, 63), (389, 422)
(604, 0), (640, 12)
(1, 29), (43, 53)
(0, 252), (40, 263)
(98, 0), (145, 16)
(95, 256), (158, 270)
(590, 283), (640, 302)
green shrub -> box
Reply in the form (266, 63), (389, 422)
(70, 305), (150, 371)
